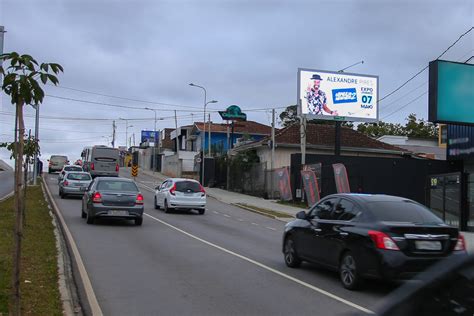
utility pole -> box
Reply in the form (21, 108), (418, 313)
(271, 109), (275, 199)
(112, 120), (116, 148)
(174, 110), (180, 177)
(132, 133), (135, 146)
(226, 120), (230, 190)
(208, 113), (211, 157)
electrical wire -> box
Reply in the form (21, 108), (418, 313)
(378, 27), (473, 103)
(380, 91), (428, 120)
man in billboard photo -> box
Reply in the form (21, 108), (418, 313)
(305, 74), (338, 116)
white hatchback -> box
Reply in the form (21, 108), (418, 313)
(154, 178), (206, 214)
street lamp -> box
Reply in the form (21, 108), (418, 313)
(119, 118), (133, 148)
(189, 83), (217, 186)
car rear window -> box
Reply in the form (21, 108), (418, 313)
(97, 180), (138, 192)
(175, 181), (201, 192)
(51, 156), (68, 162)
(67, 173), (91, 181)
(94, 148), (118, 162)
(65, 166), (82, 171)
(367, 201), (444, 224)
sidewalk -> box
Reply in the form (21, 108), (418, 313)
(136, 168), (305, 221)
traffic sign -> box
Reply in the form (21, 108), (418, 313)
(131, 164), (138, 177)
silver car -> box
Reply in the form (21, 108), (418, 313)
(58, 165), (83, 183)
(154, 178), (206, 214)
(59, 171), (92, 198)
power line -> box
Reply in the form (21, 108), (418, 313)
(379, 27), (473, 103)
(380, 91), (428, 120)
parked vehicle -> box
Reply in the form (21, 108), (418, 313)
(154, 178), (206, 214)
(282, 194), (467, 290)
(58, 165), (83, 183)
(82, 177), (144, 225)
(81, 145), (120, 178)
(59, 172), (92, 198)
(48, 155), (68, 173)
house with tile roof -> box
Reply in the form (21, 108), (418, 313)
(231, 123), (410, 169)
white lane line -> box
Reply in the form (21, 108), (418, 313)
(213, 211), (219, 214)
(143, 213), (374, 314)
(138, 183), (155, 192)
(238, 219), (245, 222)
(251, 222), (259, 226)
(223, 214), (231, 218)
(266, 227), (277, 231)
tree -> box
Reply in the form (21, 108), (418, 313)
(357, 121), (405, 138)
(404, 113), (438, 138)
(0, 52), (63, 316)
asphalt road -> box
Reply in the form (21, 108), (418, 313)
(44, 171), (397, 315)
(0, 170), (14, 199)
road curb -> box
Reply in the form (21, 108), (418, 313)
(231, 203), (294, 223)
(42, 177), (103, 316)
(0, 190), (14, 203)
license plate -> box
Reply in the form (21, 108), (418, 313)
(415, 240), (442, 251)
(80, 187), (88, 191)
(108, 210), (128, 216)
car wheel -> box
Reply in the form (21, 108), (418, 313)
(135, 217), (143, 226)
(59, 190), (64, 199)
(164, 200), (172, 213)
(81, 206), (86, 219)
(284, 236), (302, 268)
(198, 209), (205, 215)
(86, 210), (95, 225)
(339, 252), (362, 290)
(154, 196), (160, 210)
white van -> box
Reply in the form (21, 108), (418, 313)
(48, 155), (68, 173)
(81, 146), (120, 178)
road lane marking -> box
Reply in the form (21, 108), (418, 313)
(223, 214), (231, 218)
(143, 213), (374, 314)
(266, 227), (277, 231)
(238, 219), (245, 222)
(213, 211), (219, 214)
(251, 222), (259, 226)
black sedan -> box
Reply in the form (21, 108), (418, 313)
(282, 194), (467, 290)
(81, 177), (144, 226)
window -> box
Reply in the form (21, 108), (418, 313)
(175, 181), (200, 192)
(97, 180), (138, 192)
(368, 200), (444, 224)
(64, 166), (82, 172)
(334, 199), (359, 221)
(310, 198), (338, 219)
(67, 173), (91, 181)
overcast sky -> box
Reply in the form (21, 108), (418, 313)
(0, 0), (473, 165)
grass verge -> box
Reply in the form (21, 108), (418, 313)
(0, 184), (62, 315)
(276, 200), (309, 209)
(234, 203), (294, 219)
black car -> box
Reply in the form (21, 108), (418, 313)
(282, 194), (467, 290)
(81, 177), (144, 226)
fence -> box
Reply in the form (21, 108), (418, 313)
(228, 162), (266, 197)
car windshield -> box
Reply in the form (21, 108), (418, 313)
(175, 181), (201, 192)
(367, 201), (444, 224)
(97, 180), (138, 192)
(64, 166), (82, 171)
(66, 173), (91, 181)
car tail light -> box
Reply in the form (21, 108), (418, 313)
(169, 184), (176, 196)
(91, 163), (95, 170)
(63, 181), (69, 186)
(454, 234), (466, 251)
(136, 194), (144, 205)
(116, 164), (119, 172)
(92, 192), (102, 203)
(368, 231), (400, 251)
(200, 184), (206, 196)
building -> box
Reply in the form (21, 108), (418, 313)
(377, 135), (446, 160)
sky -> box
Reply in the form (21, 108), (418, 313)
(0, 0), (473, 165)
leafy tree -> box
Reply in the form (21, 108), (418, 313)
(357, 121), (405, 138)
(404, 113), (438, 138)
(0, 52), (63, 316)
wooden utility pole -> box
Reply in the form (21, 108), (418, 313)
(175, 110), (180, 177)
(271, 109), (275, 199)
(112, 120), (116, 148)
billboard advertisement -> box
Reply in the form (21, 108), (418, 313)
(275, 167), (292, 201)
(447, 125), (474, 160)
(332, 163), (351, 193)
(298, 68), (378, 122)
(141, 130), (159, 144)
(429, 60), (474, 125)
(301, 170), (320, 207)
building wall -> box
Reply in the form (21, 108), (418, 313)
(178, 151), (198, 172)
(162, 154), (182, 178)
(193, 132), (267, 153)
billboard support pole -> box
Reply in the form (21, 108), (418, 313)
(300, 115), (306, 202)
(335, 121), (341, 157)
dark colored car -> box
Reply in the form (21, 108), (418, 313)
(81, 177), (144, 226)
(282, 194), (467, 290)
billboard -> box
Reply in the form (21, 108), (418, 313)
(429, 60), (474, 125)
(447, 124), (474, 160)
(141, 130), (159, 144)
(298, 68), (378, 122)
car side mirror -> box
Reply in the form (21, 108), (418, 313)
(155, 186), (160, 191)
(296, 211), (307, 220)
